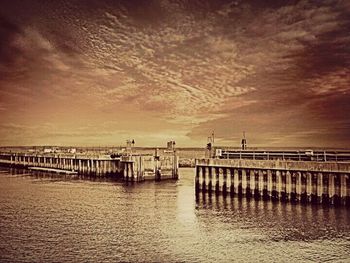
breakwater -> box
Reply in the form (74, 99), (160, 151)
(0, 152), (178, 181)
(195, 159), (350, 206)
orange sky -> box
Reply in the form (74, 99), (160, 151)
(0, 0), (349, 147)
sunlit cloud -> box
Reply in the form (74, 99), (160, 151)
(0, 0), (349, 147)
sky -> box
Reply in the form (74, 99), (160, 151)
(0, 0), (349, 147)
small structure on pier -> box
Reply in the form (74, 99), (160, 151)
(241, 131), (247, 150)
(206, 131), (215, 158)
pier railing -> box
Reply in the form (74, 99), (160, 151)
(219, 150), (350, 162)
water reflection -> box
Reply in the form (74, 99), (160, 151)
(195, 192), (349, 242)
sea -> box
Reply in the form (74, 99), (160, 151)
(0, 167), (349, 262)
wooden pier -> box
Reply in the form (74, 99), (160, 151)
(0, 152), (178, 181)
(195, 158), (350, 206)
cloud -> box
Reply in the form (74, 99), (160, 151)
(0, 0), (349, 147)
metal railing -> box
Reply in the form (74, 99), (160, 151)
(219, 150), (350, 162)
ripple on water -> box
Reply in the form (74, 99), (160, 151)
(0, 167), (349, 262)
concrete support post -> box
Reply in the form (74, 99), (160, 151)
(262, 170), (268, 200)
(322, 174), (329, 204)
(317, 172), (323, 204)
(81, 160), (85, 174)
(246, 169), (252, 198)
(87, 159), (91, 174)
(340, 174), (347, 205)
(290, 171), (297, 201)
(254, 170), (260, 199)
(226, 168), (232, 194)
(123, 163), (128, 181)
(280, 171), (287, 201)
(195, 166), (200, 194)
(221, 168), (226, 196)
(234, 169), (239, 195)
(208, 167), (214, 194)
(106, 160), (110, 174)
(306, 172), (312, 202)
(286, 171), (292, 201)
(215, 167), (220, 195)
(204, 166), (210, 193)
(329, 173), (335, 204)
(229, 168), (234, 197)
(271, 170), (277, 200)
(311, 173), (318, 203)
(103, 160), (106, 176)
(334, 174), (341, 205)
(345, 175), (350, 206)
(127, 162), (131, 181)
(130, 162), (135, 181)
(92, 160), (96, 174)
(242, 169), (247, 195)
(295, 172), (302, 202)
(267, 170), (273, 197)
(199, 166), (204, 192)
(277, 170), (282, 199)
(258, 170), (264, 197)
(238, 169), (243, 197)
(96, 160), (99, 175)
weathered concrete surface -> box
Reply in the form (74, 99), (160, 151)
(195, 158), (350, 206)
(0, 152), (178, 181)
(196, 159), (350, 173)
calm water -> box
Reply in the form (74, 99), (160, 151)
(0, 168), (349, 262)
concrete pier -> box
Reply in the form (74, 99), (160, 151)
(195, 159), (350, 206)
(0, 152), (178, 181)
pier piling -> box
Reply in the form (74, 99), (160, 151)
(195, 158), (350, 206)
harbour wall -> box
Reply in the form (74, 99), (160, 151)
(195, 159), (350, 206)
(0, 153), (178, 181)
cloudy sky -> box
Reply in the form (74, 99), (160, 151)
(0, 0), (349, 147)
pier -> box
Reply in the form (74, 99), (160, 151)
(0, 152), (178, 181)
(195, 158), (350, 206)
